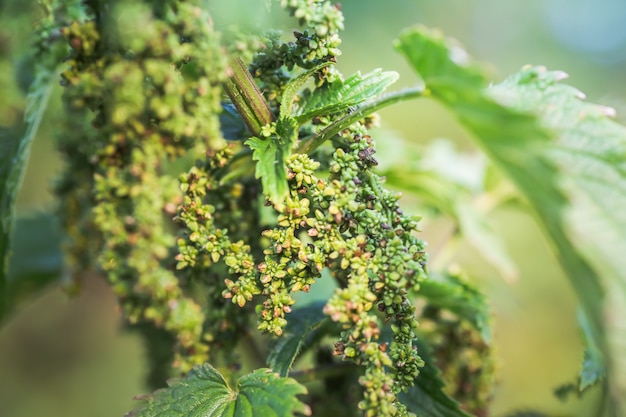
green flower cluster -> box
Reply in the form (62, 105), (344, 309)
(54, 16), (102, 290)
(215, 134), (427, 415)
(280, 0), (344, 37)
(320, 135), (427, 416)
(174, 0), (428, 413)
(56, 0), (229, 372)
(250, 0), (343, 105)
(254, 155), (325, 334)
(52, 0), (435, 414)
(180, 152), (330, 337)
(174, 147), (260, 357)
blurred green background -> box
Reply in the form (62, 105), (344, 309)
(2, 0), (625, 415)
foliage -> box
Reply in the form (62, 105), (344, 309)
(1, 0), (625, 416)
(127, 364), (309, 417)
(266, 301), (330, 378)
(0, 18), (64, 316)
(4, 214), (64, 314)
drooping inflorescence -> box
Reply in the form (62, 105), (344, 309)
(316, 135), (427, 415)
(57, 0), (229, 372)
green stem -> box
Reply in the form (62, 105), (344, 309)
(223, 58), (274, 137)
(296, 85), (426, 154)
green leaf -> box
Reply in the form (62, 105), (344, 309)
(2, 213), (63, 321)
(247, 116), (298, 203)
(395, 26), (607, 379)
(394, 28), (558, 220)
(296, 86), (424, 154)
(279, 62), (332, 119)
(418, 271), (491, 344)
(488, 66), (626, 409)
(577, 308), (605, 392)
(127, 364), (310, 417)
(267, 301), (330, 377)
(553, 310), (606, 401)
(0, 67), (55, 318)
(488, 66), (626, 283)
(399, 338), (473, 417)
(295, 69), (399, 124)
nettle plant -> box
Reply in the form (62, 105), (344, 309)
(2, 0), (626, 416)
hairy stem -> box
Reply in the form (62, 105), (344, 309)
(223, 58), (274, 137)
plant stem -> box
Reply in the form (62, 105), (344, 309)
(296, 85), (426, 154)
(223, 58), (274, 137)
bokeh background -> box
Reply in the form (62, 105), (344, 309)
(2, 0), (626, 415)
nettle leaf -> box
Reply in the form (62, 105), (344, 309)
(394, 27), (557, 217)
(489, 66), (626, 407)
(489, 66), (626, 285)
(552, 310), (606, 401)
(0, 67), (55, 318)
(280, 62), (332, 119)
(395, 26), (607, 378)
(267, 301), (330, 377)
(295, 85), (424, 155)
(577, 308), (605, 392)
(2, 214), (63, 322)
(295, 69), (399, 123)
(247, 116), (298, 203)
(399, 338), (473, 417)
(127, 364), (310, 417)
(418, 271), (491, 344)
